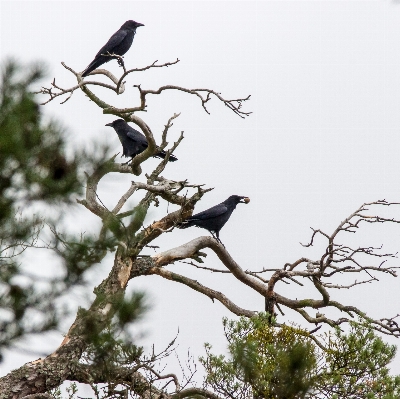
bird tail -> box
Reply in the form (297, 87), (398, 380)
(155, 151), (178, 162)
(82, 57), (107, 77)
(176, 219), (194, 229)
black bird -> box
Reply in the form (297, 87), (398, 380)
(105, 119), (178, 162)
(177, 195), (250, 244)
(82, 20), (144, 77)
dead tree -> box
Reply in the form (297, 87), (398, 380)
(0, 59), (399, 399)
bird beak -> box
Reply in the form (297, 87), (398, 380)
(105, 122), (113, 127)
(137, 22), (145, 27)
(241, 197), (250, 204)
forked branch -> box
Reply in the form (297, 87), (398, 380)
(37, 61), (251, 119)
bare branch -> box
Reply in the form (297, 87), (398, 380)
(179, 260), (231, 273)
(147, 267), (255, 318)
(38, 60), (250, 120)
(104, 84), (251, 118)
(142, 206), (400, 335)
(116, 58), (181, 93)
(300, 228), (330, 247)
(161, 113), (181, 149)
(36, 63), (125, 105)
(37, 60), (181, 105)
(284, 257), (317, 271)
(322, 278), (378, 289)
(111, 182), (139, 214)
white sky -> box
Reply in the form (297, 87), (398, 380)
(1, 0), (400, 390)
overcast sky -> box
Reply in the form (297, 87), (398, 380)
(1, 0), (400, 390)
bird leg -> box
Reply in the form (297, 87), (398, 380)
(121, 158), (133, 166)
(211, 232), (225, 248)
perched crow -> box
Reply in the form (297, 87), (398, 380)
(82, 20), (144, 77)
(177, 195), (250, 244)
(105, 119), (178, 162)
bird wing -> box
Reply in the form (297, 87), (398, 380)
(189, 203), (228, 221)
(126, 129), (148, 146)
(95, 29), (129, 57)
